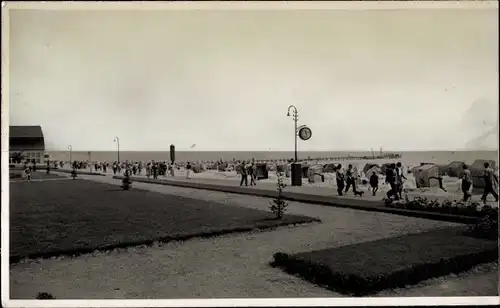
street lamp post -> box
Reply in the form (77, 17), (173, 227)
(68, 145), (73, 166)
(114, 136), (120, 163)
(287, 105), (299, 162)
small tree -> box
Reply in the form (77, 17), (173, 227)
(10, 152), (25, 164)
(269, 172), (288, 219)
(71, 168), (77, 180)
(122, 169), (132, 190)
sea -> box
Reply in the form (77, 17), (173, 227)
(46, 150), (499, 166)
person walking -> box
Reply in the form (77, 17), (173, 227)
(239, 161), (248, 186)
(335, 164), (345, 196)
(344, 164), (358, 195)
(461, 164), (473, 202)
(369, 171), (379, 196)
(146, 162), (151, 179)
(186, 162), (192, 179)
(152, 162), (158, 180)
(395, 162), (407, 199)
(385, 163), (398, 200)
(481, 162), (499, 203)
(248, 163), (257, 186)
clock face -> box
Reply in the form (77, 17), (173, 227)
(298, 127), (312, 141)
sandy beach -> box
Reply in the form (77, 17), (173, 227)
(92, 156), (498, 206)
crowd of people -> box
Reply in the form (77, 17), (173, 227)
(237, 161), (258, 187)
(18, 156), (499, 203)
(65, 160), (181, 179)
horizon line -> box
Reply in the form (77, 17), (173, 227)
(44, 149), (499, 152)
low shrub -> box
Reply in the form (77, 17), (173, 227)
(9, 172), (22, 179)
(36, 292), (55, 299)
(466, 205), (499, 240)
(122, 172), (132, 190)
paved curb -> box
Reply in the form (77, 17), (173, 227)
(113, 176), (480, 224)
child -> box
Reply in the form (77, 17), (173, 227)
(24, 166), (32, 182)
(370, 172), (379, 196)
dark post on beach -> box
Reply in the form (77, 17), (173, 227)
(170, 144), (175, 165)
(114, 136), (120, 163)
(68, 145), (72, 166)
(287, 105), (302, 187)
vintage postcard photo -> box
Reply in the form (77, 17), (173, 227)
(2, 1), (498, 306)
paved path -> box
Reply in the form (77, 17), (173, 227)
(56, 168), (499, 206)
(10, 175), (498, 298)
(117, 173), (499, 206)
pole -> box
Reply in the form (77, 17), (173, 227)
(294, 109), (298, 162)
(68, 145), (72, 165)
(287, 105), (299, 162)
(114, 136), (120, 163)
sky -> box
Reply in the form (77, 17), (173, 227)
(7, 4), (499, 151)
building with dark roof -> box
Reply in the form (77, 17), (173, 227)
(9, 125), (46, 164)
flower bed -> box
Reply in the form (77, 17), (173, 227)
(385, 196), (498, 218)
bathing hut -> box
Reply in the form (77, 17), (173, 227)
(413, 164), (440, 188)
(380, 163), (393, 175)
(285, 164), (292, 177)
(366, 165), (382, 177)
(217, 163), (228, 172)
(420, 162), (435, 166)
(192, 163), (204, 173)
(267, 163), (277, 172)
(445, 161), (465, 178)
(308, 165), (325, 183)
(323, 163), (336, 173)
(363, 163), (380, 175)
(301, 164), (311, 178)
(276, 164), (286, 173)
(436, 164), (448, 176)
(256, 163), (269, 180)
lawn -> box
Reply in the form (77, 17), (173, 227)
(10, 179), (318, 262)
(271, 227), (498, 296)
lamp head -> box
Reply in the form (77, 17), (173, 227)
(287, 112), (290, 117)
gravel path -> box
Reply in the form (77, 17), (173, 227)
(9, 175), (497, 298)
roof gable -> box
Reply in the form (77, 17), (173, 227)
(9, 126), (44, 138)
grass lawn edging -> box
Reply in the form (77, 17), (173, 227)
(270, 227), (498, 296)
(10, 179), (321, 264)
(56, 169), (105, 176)
(113, 176), (480, 224)
(11, 217), (319, 264)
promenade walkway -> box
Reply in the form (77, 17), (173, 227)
(112, 174), (489, 224)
